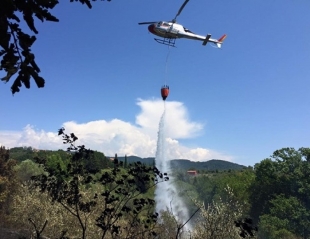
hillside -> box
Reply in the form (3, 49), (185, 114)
(171, 159), (245, 171)
(8, 147), (245, 172)
(116, 156), (246, 171)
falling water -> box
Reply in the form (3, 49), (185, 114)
(154, 107), (189, 230)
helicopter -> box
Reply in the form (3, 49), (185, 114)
(138, 0), (226, 48)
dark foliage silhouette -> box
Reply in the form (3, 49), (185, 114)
(235, 218), (258, 238)
(1, 0), (110, 94)
(31, 128), (168, 238)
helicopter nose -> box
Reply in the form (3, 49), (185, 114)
(148, 24), (156, 34)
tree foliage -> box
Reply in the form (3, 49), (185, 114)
(5, 144), (310, 238)
(192, 186), (256, 239)
(0, 146), (17, 215)
(14, 159), (45, 182)
(9, 146), (35, 162)
(29, 128), (168, 238)
(250, 147), (310, 238)
(0, 0), (110, 94)
(189, 167), (255, 211)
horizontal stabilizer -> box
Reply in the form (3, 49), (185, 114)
(202, 34), (211, 46)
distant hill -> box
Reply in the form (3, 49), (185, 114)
(8, 147), (245, 172)
(116, 156), (245, 171)
(170, 159), (245, 171)
(116, 156), (154, 165)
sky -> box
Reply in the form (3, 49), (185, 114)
(1, 0), (310, 166)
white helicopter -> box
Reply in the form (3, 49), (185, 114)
(139, 0), (226, 48)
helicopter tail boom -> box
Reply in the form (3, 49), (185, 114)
(215, 34), (227, 48)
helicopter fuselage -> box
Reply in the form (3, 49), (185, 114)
(142, 20), (226, 47)
(148, 21), (206, 41)
(139, 0), (226, 47)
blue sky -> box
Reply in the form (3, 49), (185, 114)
(1, 0), (310, 166)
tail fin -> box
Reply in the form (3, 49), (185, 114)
(216, 34), (227, 48)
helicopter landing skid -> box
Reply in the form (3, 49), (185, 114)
(154, 37), (176, 47)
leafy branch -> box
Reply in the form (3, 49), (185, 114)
(32, 128), (168, 238)
(0, 0), (110, 94)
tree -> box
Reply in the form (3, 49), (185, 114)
(31, 128), (168, 238)
(83, 150), (112, 173)
(124, 154), (128, 168)
(0, 146), (17, 215)
(259, 195), (309, 239)
(7, 183), (72, 239)
(14, 159), (45, 182)
(192, 186), (255, 239)
(214, 168), (255, 212)
(1, 0), (110, 94)
(155, 209), (193, 239)
(0, 146), (11, 177)
(249, 147), (310, 238)
(9, 146), (35, 162)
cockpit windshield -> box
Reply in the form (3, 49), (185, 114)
(157, 21), (162, 27)
(157, 21), (170, 27)
(162, 22), (170, 27)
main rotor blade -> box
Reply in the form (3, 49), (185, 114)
(173, 0), (190, 22)
(138, 21), (157, 25)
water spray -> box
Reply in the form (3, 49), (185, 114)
(154, 107), (190, 232)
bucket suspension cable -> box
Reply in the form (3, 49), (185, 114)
(164, 45), (170, 85)
(161, 46), (170, 101)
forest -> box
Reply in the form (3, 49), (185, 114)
(1, 129), (309, 239)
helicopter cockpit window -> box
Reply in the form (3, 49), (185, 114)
(157, 21), (163, 27)
(162, 22), (170, 27)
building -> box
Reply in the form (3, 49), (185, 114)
(187, 170), (197, 176)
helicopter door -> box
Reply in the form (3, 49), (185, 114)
(169, 25), (178, 35)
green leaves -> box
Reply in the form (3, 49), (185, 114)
(250, 147), (310, 238)
(31, 128), (166, 238)
(259, 195), (310, 238)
